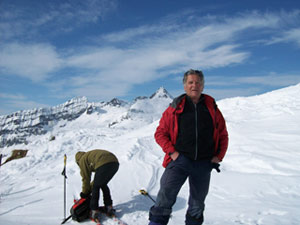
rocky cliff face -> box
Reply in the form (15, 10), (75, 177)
(0, 97), (90, 147)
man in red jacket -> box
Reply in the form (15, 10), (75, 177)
(148, 69), (229, 225)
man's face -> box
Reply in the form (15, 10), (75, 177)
(184, 74), (204, 101)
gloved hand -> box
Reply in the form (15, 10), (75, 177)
(212, 162), (221, 173)
(80, 192), (90, 199)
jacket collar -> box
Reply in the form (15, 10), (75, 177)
(170, 93), (216, 112)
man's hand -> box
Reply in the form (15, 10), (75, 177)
(211, 156), (220, 163)
(170, 151), (180, 161)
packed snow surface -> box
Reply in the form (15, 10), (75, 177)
(1, 85), (300, 225)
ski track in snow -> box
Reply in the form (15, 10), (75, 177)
(1, 84), (300, 224)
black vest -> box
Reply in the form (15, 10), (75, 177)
(175, 95), (214, 160)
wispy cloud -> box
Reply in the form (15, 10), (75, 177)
(1, 9), (300, 102)
(35, 0), (118, 29)
(0, 0), (118, 40)
(0, 43), (62, 82)
(268, 28), (300, 47)
(58, 10), (291, 98)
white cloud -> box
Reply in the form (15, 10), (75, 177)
(43, 10), (300, 100)
(38, 0), (118, 27)
(65, 20), (255, 88)
(66, 47), (126, 70)
(268, 28), (300, 47)
(0, 43), (62, 82)
(0, 0), (118, 40)
(286, 28), (300, 46)
(100, 23), (179, 43)
(1, 9), (300, 104)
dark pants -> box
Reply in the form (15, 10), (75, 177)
(149, 154), (212, 225)
(90, 162), (119, 210)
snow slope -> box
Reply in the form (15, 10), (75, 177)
(1, 84), (300, 225)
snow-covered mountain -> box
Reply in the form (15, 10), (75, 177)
(0, 84), (300, 225)
(0, 87), (172, 148)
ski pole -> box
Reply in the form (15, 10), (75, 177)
(140, 189), (174, 219)
(61, 215), (72, 224)
(139, 189), (156, 203)
(61, 154), (67, 221)
(0, 154), (2, 203)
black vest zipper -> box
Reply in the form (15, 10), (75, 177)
(194, 103), (198, 160)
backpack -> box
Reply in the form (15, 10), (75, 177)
(70, 198), (90, 222)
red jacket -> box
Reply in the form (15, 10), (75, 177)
(155, 94), (229, 168)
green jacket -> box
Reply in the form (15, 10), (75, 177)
(75, 149), (119, 194)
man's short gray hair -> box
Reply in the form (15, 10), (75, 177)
(183, 69), (204, 84)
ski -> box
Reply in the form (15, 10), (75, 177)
(61, 154), (68, 223)
(94, 215), (127, 225)
(98, 207), (128, 225)
(110, 215), (127, 225)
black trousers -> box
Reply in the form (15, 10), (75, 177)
(149, 154), (212, 225)
(90, 162), (119, 210)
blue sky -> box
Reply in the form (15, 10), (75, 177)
(1, 0), (300, 115)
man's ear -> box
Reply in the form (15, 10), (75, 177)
(183, 83), (187, 93)
(200, 84), (204, 92)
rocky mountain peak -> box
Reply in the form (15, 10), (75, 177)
(150, 87), (173, 99)
(106, 98), (127, 107)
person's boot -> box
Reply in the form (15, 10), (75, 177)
(90, 210), (101, 223)
(105, 205), (116, 217)
(185, 213), (203, 225)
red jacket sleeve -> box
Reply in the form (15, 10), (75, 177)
(154, 108), (176, 156)
(215, 107), (229, 161)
